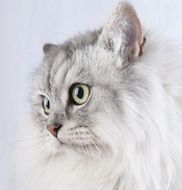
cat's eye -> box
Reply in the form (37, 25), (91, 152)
(70, 83), (90, 105)
(42, 96), (50, 115)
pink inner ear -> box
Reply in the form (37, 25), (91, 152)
(99, 2), (145, 59)
(139, 37), (146, 56)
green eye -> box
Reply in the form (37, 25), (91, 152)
(42, 96), (50, 115)
(71, 84), (90, 105)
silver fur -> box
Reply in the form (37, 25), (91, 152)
(14, 2), (182, 190)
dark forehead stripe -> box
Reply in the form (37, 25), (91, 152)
(54, 60), (69, 85)
(49, 54), (66, 89)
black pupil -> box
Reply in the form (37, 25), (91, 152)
(45, 98), (50, 109)
(76, 87), (84, 99)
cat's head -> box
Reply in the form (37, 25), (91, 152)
(31, 2), (148, 159)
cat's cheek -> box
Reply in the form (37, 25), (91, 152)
(91, 114), (123, 155)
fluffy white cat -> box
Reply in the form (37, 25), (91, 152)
(13, 2), (182, 190)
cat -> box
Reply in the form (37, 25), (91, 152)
(13, 2), (182, 190)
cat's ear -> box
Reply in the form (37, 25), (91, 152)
(42, 44), (59, 65)
(43, 43), (58, 55)
(99, 2), (146, 65)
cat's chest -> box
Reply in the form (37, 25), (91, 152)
(20, 156), (119, 190)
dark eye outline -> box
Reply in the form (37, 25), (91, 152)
(69, 83), (91, 106)
(42, 96), (50, 115)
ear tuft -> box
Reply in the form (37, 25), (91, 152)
(43, 43), (57, 54)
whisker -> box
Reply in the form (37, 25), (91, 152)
(91, 135), (110, 157)
(9, 135), (48, 149)
(78, 132), (94, 158)
(84, 133), (101, 158)
(14, 135), (48, 143)
(13, 140), (46, 150)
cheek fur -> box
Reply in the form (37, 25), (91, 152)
(92, 111), (124, 157)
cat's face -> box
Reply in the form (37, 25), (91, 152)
(31, 2), (147, 158)
(32, 46), (123, 157)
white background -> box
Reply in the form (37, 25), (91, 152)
(1, 0), (182, 189)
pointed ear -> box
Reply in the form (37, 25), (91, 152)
(99, 2), (146, 65)
(43, 43), (58, 55)
(42, 43), (59, 66)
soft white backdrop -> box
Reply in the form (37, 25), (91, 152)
(1, 0), (182, 189)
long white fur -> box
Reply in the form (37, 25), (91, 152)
(13, 3), (182, 190)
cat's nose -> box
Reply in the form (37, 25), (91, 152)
(47, 125), (62, 137)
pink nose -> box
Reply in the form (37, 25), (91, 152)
(47, 125), (61, 137)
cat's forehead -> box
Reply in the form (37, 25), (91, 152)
(53, 49), (94, 88)
(40, 30), (101, 88)
(39, 29), (120, 93)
